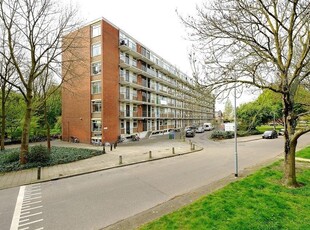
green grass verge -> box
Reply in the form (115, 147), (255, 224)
(296, 146), (310, 159)
(140, 161), (310, 230)
(257, 125), (284, 133)
(0, 146), (102, 173)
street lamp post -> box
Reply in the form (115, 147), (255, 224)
(234, 80), (239, 177)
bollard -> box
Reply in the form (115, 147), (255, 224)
(149, 151), (152, 159)
(172, 147), (175, 154)
(102, 146), (106, 154)
(119, 155), (122, 165)
(193, 144), (195, 150)
(110, 144), (113, 151)
(37, 166), (41, 180)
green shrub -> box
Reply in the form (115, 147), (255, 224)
(2, 150), (20, 163)
(211, 130), (235, 139)
(0, 146), (102, 173)
(224, 131), (234, 138)
(27, 145), (50, 163)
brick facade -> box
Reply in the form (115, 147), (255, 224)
(62, 17), (215, 144)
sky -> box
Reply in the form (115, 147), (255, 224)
(68, 0), (257, 111)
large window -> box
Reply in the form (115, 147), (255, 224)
(91, 62), (101, 75)
(91, 24), (101, 37)
(91, 119), (102, 132)
(92, 100), (102, 113)
(91, 81), (101, 94)
(92, 43), (101, 57)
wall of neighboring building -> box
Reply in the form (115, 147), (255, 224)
(101, 20), (120, 143)
(62, 26), (91, 143)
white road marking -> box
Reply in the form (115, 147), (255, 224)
(22, 201), (42, 206)
(23, 196), (42, 201)
(18, 219), (43, 227)
(10, 186), (25, 230)
(10, 184), (44, 230)
(21, 205), (43, 212)
(20, 212), (42, 219)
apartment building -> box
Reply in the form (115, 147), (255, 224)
(62, 17), (215, 144)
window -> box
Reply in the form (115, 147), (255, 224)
(92, 100), (102, 113)
(133, 105), (137, 112)
(91, 81), (101, 94)
(92, 43), (101, 57)
(91, 24), (101, 37)
(133, 120), (138, 128)
(91, 62), (101, 75)
(91, 119), (102, 132)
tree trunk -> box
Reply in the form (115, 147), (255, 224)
(1, 87), (5, 151)
(44, 100), (51, 152)
(283, 93), (298, 187)
(284, 137), (297, 186)
(20, 92), (33, 164)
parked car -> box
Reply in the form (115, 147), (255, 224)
(185, 128), (196, 137)
(185, 126), (197, 132)
(196, 126), (205, 133)
(278, 128), (285, 136)
(262, 130), (278, 139)
(203, 123), (214, 131)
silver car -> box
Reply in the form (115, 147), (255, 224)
(196, 126), (205, 133)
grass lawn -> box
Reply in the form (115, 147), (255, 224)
(0, 146), (102, 173)
(140, 160), (310, 230)
(296, 146), (310, 159)
(257, 125), (284, 133)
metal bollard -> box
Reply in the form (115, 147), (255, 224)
(37, 166), (41, 180)
(102, 146), (106, 154)
(149, 151), (152, 159)
(172, 147), (175, 154)
(193, 144), (195, 150)
(110, 144), (113, 151)
(119, 155), (122, 165)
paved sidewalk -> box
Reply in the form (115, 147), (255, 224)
(0, 136), (202, 190)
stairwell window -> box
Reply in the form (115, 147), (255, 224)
(91, 100), (102, 113)
(91, 62), (101, 75)
(92, 43), (101, 57)
(91, 81), (101, 94)
(91, 24), (101, 37)
(91, 119), (102, 132)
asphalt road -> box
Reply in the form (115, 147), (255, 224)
(2, 132), (310, 230)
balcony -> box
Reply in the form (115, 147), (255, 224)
(119, 75), (138, 86)
(120, 57), (142, 75)
(140, 66), (156, 79)
(119, 39), (141, 59)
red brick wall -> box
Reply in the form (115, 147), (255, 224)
(102, 20), (119, 143)
(62, 26), (91, 143)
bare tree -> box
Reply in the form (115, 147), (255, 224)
(0, 0), (82, 163)
(33, 70), (59, 152)
(181, 0), (310, 187)
(0, 24), (16, 151)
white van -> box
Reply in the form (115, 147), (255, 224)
(203, 123), (213, 131)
